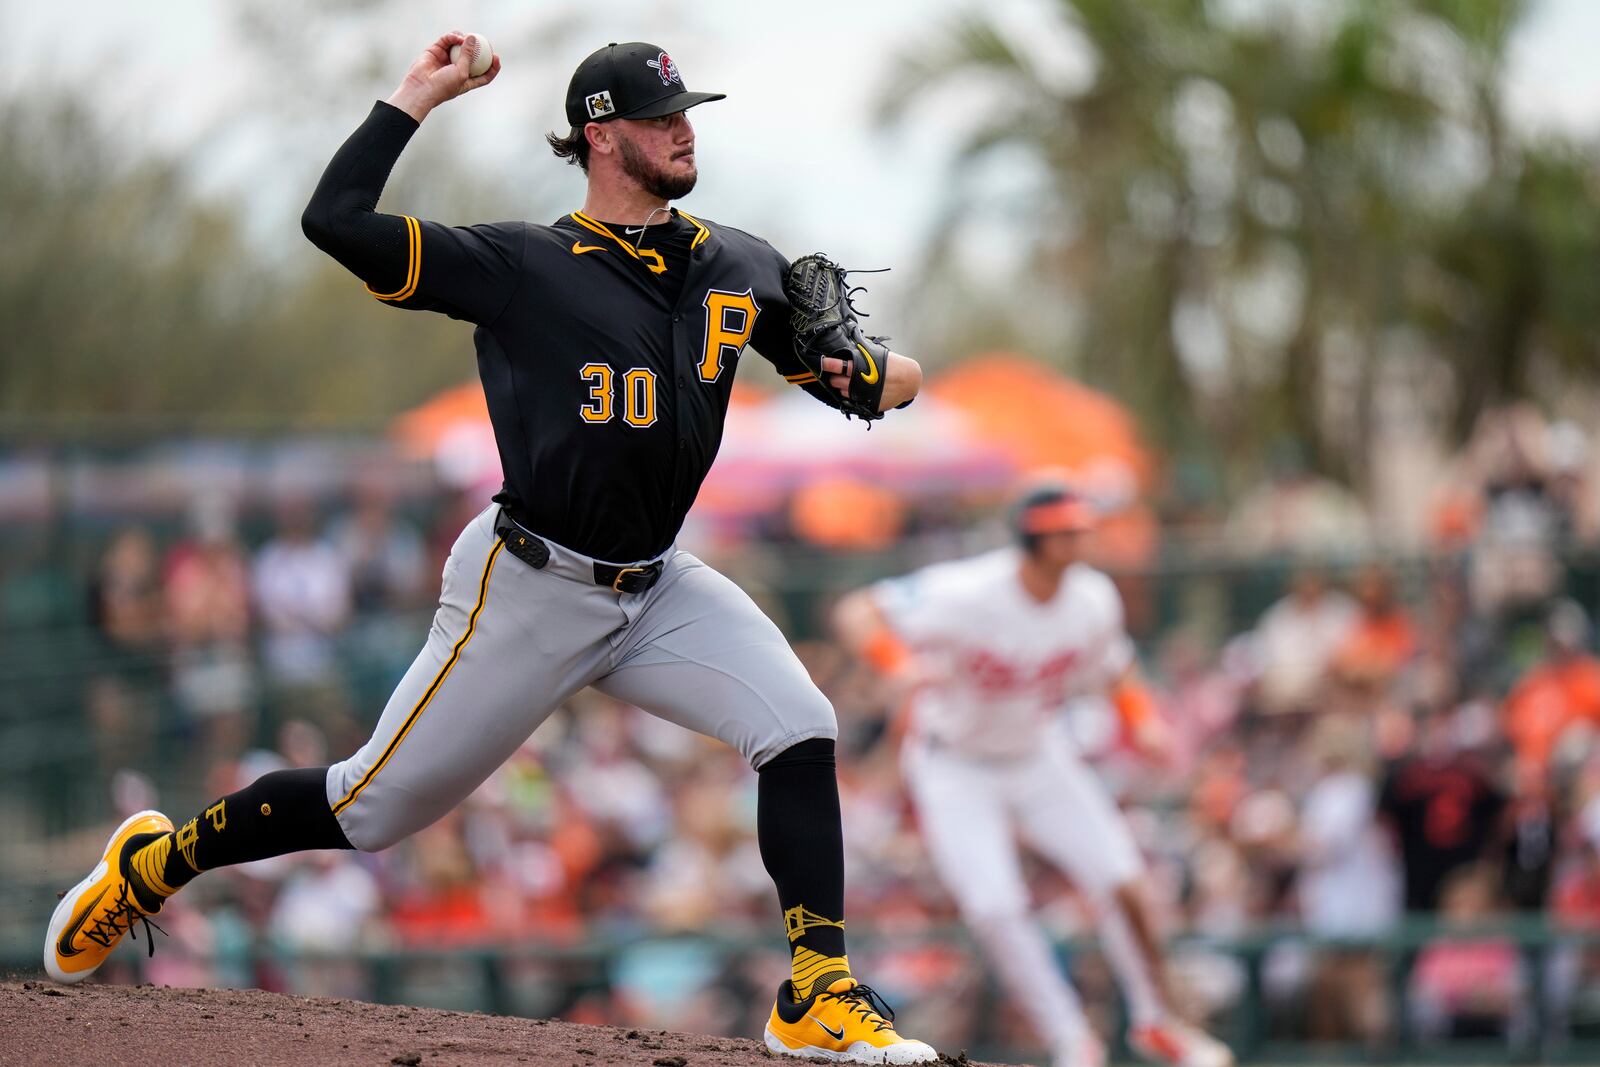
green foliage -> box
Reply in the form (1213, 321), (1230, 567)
(884, 0), (1600, 487)
(0, 92), (500, 430)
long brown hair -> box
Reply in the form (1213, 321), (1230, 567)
(546, 126), (590, 173)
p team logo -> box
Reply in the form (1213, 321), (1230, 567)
(586, 90), (615, 119)
(646, 51), (681, 86)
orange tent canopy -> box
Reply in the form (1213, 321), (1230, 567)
(931, 352), (1158, 568)
(391, 382), (489, 456)
(928, 353), (1152, 488)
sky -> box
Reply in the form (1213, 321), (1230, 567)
(3, 0), (1597, 324)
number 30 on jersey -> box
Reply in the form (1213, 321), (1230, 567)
(577, 288), (757, 427)
(579, 364), (657, 428)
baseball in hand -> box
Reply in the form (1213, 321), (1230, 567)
(450, 33), (493, 77)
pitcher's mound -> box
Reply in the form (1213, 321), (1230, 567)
(0, 980), (993, 1067)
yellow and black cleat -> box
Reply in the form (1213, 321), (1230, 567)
(45, 809), (173, 984)
(764, 977), (938, 1064)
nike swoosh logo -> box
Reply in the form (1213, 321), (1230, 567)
(624, 226), (645, 235)
(56, 886), (107, 958)
(814, 1018), (845, 1041)
(571, 241), (606, 255)
(856, 343), (880, 385)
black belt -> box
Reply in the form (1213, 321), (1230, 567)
(493, 509), (664, 594)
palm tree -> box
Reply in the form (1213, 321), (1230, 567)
(883, 0), (1596, 492)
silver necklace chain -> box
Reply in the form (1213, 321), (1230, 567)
(632, 206), (671, 250)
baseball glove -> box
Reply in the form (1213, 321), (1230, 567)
(783, 253), (892, 422)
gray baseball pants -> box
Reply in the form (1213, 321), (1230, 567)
(326, 504), (837, 851)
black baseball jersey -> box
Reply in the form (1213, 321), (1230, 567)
(303, 102), (848, 562)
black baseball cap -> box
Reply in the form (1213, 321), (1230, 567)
(564, 42), (726, 127)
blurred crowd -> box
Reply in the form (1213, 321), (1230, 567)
(78, 487), (483, 765)
(10, 403), (1600, 1059)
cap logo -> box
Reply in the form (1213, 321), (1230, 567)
(586, 90), (615, 119)
(645, 52), (681, 86)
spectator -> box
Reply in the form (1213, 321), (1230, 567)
(1549, 799), (1600, 1037)
(1499, 759), (1558, 911)
(562, 699), (673, 854)
(165, 494), (255, 752)
(1554, 797), (1600, 929)
(329, 487), (428, 616)
(1502, 600), (1600, 773)
(1253, 568), (1357, 715)
(85, 676), (155, 777)
(1153, 631), (1247, 765)
(268, 849), (383, 951)
(1410, 864), (1526, 1042)
(1297, 719), (1399, 1044)
(1413, 569), (1501, 711)
(327, 488), (431, 706)
(88, 526), (164, 661)
(1378, 709), (1505, 912)
(252, 497), (352, 691)
(1465, 404), (1565, 619)
(1331, 565), (1418, 695)
(1225, 443), (1371, 557)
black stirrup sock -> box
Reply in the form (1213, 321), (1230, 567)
(126, 767), (352, 908)
(758, 737), (851, 999)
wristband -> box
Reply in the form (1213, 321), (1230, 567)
(864, 629), (912, 676)
(1112, 682), (1156, 730)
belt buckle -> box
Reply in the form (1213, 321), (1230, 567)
(612, 565), (650, 593)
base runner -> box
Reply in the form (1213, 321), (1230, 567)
(834, 477), (1234, 1067)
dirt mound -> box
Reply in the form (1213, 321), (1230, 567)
(0, 980), (997, 1067)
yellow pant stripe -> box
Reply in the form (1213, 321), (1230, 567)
(366, 215), (421, 301)
(332, 538), (504, 816)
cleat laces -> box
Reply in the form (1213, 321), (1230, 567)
(823, 983), (896, 1034)
(84, 879), (165, 958)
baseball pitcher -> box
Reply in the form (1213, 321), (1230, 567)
(47, 35), (935, 1065)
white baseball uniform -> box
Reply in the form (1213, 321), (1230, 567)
(872, 547), (1168, 1053)
(873, 547), (1145, 915)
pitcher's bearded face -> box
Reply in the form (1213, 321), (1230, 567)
(613, 114), (698, 200)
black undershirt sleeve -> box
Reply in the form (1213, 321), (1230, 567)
(301, 101), (523, 325)
(301, 101), (420, 294)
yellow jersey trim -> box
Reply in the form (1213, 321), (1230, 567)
(677, 210), (712, 250)
(366, 215), (421, 302)
(569, 212), (667, 274)
(333, 538), (504, 816)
